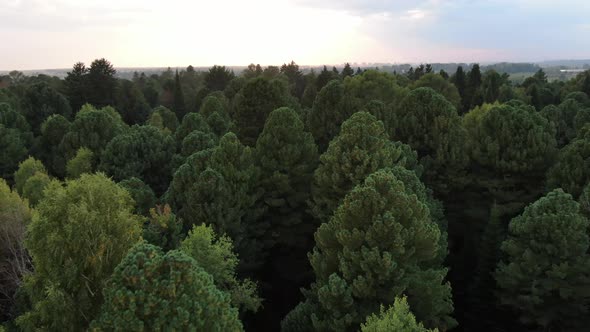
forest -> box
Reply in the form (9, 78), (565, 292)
(1, 59), (590, 332)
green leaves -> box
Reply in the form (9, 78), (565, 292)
(180, 224), (261, 314)
(361, 297), (436, 332)
(17, 173), (142, 331)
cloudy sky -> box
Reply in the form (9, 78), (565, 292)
(1, 0), (589, 70)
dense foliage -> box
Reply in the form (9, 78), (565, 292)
(91, 242), (242, 331)
(1, 60), (590, 331)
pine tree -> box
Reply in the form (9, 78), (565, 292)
(495, 189), (590, 330)
(310, 111), (420, 226)
(341, 63), (354, 78)
(99, 125), (175, 195)
(547, 126), (590, 198)
(233, 77), (290, 146)
(167, 133), (265, 272)
(91, 243), (243, 331)
(393, 87), (468, 194)
(118, 177), (157, 216)
(255, 107), (319, 319)
(306, 80), (360, 151)
(316, 65), (334, 91)
(291, 169), (455, 331)
(64, 62), (89, 113)
(452, 66), (467, 113)
(173, 70), (186, 119)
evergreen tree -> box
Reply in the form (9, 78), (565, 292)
(204, 65), (235, 92)
(200, 95), (232, 137)
(64, 62), (88, 113)
(495, 189), (590, 330)
(0, 104), (33, 181)
(91, 242), (243, 331)
(464, 203), (507, 331)
(174, 112), (212, 148)
(167, 133), (265, 272)
(310, 111), (419, 225)
(146, 106), (179, 135)
(393, 87), (468, 194)
(142, 204), (182, 251)
(114, 79), (150, 125)
(118, 177), (157, 216)
(255, 107), (319, 320)
(280, 61), (305, 99)
(306, 80), (360, 151)
(292, 169), (455, 331)
(180, 130), (217, 157)
(100, 125), (175, 195)
(20, 82), (72, 134)
(86, 58), (117, 108)
(233, 77), (290, 146)
(59, 104), (126, 161)
(465, 102), (556, 215)
(341, 63), (354, 78)
(38, 114), (70, 176)
(412, 73), (461, 109)
(316, 65), (335, 91)
(173, 70), (186, 119)
(452, 66), (467, 113)
(541, 98), (590, 147)
(547, 126), (590, 198)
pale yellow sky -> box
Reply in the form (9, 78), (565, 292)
(1, 0), (589, 70)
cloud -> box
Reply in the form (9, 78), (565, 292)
(1, 0), (589, 69)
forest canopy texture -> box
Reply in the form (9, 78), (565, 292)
(1, 60), (590, 331)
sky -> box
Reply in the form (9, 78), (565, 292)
(1, 0), (589, 70)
